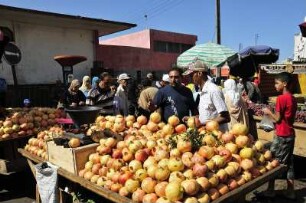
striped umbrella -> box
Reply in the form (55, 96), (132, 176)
(177, 42), (236, 68)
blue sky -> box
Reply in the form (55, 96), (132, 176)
(1, 0), (305, 61)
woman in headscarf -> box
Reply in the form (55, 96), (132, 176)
(65, 79), (86, 107)
(91, 76), (99, 89)
(79, 76), (91, 98)
(223, 79), (249, 129)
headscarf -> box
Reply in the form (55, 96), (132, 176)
(68, 79), (80, 95)
(224, 79), (240, 106)
(79, 76), (91, 92)
(91, 76), (99, 89)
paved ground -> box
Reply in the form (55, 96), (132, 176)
(1, 155), (306, 203)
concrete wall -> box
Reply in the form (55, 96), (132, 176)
(101, 30), (151, 49)
(98, 29), (197, 78)
(0, 20), (94, 85)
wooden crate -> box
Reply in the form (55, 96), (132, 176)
(47, 141), (99, 175)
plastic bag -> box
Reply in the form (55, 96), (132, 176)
(259, 115), (274, 132)
(35, 162), (59, 203)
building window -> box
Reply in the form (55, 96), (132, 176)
(154, 41), (167, 52)
(168, 42), (180, 53)
(181, 43), (193, 52)
(154, 40), (193, 54)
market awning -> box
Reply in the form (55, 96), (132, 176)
(177, 42), (236, 68)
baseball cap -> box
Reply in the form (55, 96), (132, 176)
(182, 60), (209, 76)
(23, 98), (31, 104)
(162, 74), (170, 82)
(117, 73), (130, 82)
(147, 73), (153, 78)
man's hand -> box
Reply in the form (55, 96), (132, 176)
(262, 107), (272, 116)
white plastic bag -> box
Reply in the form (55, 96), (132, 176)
(35, 162), (59, 203)
(259, 115), (274, 132)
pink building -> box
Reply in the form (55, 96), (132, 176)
(97, 29), (197, 80)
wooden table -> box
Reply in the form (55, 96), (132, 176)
(18, 148), (133, 203)
(254, 115), (306, 157)
(19, 148), (287, 203)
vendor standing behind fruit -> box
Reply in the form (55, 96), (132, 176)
(182, 60), (230, 131)
(64, 79), (86, 107)
(149, 67), (198, 122)
(87, 72), (115, 115)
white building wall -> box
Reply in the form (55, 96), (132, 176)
(0, 20), (94, 84)
(294, 33), (306, 61)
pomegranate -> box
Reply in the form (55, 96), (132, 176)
(228, 179), (239, 191)
(167, 157), (184, 172)
(225, 142), (238, 154)
(135, 149), (149, 162)
(197, 192), (210, 203)
(134, 168), (148, 181)
(177, 139), (192, 153)
(119, 187), (129, 197)
(202, 134), (217, 147)
(217, 183), (229, 195)
(125, 179), (140, 193)
(175, 124), (187, 133)
(216, 169), (228, 183)
(239, 147), (254, 159)
(181, 179), (200, 196)
(169, 171), (185, 183)
(68, 138), (81, 148)
(132, 188), (145, 203)
(196, 177), (210, 192)
(235, 135), (249, 148)
(142, 193), (158, 203)
(184, 197), (199, 203)
(205, 120), (219, 132)
(231, 123), (248, 135)
(150, 111), (162, 123)
(208, 188), (220, 201)
(168, 115), (180, 126)
(155, 181), (168, 197)
(181, 152), (194, 168)
(240, 159), (254, 171)
(137, 115), (148, 125)
(155, 167), (170, 181)
(165, 181), (184, 201)
(141, 177), (157, 193)
(193, 163), (208, 177)
(198, 146), (215, 159)
(221, 131), (235, 143)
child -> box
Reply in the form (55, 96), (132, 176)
(262, 72), (297, 199)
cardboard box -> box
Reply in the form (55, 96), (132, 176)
(47, 141), (98, 174)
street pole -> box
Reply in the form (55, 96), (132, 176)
(216, 0), (221, 44)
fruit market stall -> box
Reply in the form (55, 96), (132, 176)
(0, 107), (66, 174)
(18, 112), (288, 203)
(18, 148), (286, 203)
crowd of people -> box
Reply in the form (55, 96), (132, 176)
(58, 60), (267, 132)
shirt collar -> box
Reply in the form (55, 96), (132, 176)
(201, 81), (211, 93)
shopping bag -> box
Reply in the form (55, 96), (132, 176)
(259, 115), (274, 132)
(35, 162), (59, 203)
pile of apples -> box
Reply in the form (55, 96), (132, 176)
(24, 126), (64, 160)
(0, 107), (66, 139)
(79, 113), (280, 203)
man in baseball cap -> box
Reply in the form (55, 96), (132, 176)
(183, 59), (230, 131)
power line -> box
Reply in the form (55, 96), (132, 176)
(134, 0), (185, 26)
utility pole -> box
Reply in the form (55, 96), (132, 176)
(255, 34), (259, 45)
(216, 0), (221, 44)
(239, 43), (243, 51)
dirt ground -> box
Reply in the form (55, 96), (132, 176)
(1, 155), (306, 203)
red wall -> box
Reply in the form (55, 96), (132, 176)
(97, 29), (197, 75)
